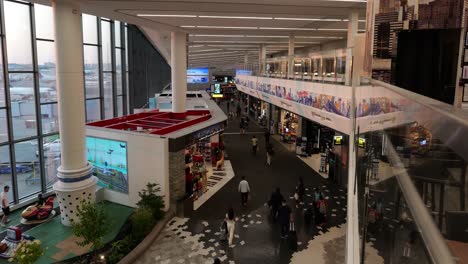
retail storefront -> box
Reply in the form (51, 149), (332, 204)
(278, 110), (299, 144)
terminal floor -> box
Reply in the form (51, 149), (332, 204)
(0, 201), (133, 264)
(136, 102), (366, 264)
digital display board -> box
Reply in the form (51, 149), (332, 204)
(187, 68), (209, 83)
(358, 137), (366, 148)
(333, 135), (343, 145)
(86, 137), (128, 193)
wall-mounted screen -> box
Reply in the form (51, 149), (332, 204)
(86, 136), (128, 193)
(187, 68), (209, 83)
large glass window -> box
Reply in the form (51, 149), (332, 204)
(83, 45), (100, 99)
(103, 73), (113, 119)
(114, 21), (121, 48)
(82, 14), (98, 45)
(37, 41), (56, 103)
(0, 2), (128, 205)
(4, 1), (33, 71)
(101, 20), (112, 72)
(15, 139), (41, 199)
(86, 99), (101, 122)
(9, 73), (37, 140)
(41, 103), (58, 134)
(43, 134), (60, 187)
(0, 109), (8, 143)
(34, 4), (54, 40)
(0, 145), (13, 203)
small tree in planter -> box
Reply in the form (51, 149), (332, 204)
(137, 183), (165, 220)
(71, 201), (108, 262)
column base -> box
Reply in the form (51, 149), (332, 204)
(53, 163), (98, 226)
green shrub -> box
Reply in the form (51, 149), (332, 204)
(107, 236), (134, 264)
(137, 183), (165, 220)
(71, 201), (108, 260)
(131, 207), (156, 241)
(9, 239), (44, 264)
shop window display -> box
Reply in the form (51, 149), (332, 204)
(279, 111), (298, 143)
(184, 137), (224, 201)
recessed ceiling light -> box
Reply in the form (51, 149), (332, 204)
(198, 15), (273, 20)
(137, 14), (197, 18)
(274, 17), (343, 22)
(316, 28), (348, 31)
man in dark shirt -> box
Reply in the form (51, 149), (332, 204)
(269, 188), (284, 221)
(277, 200), (292, 238)
(264, 129), (271, 144)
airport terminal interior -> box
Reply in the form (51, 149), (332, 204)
(0, 0), (467, 263)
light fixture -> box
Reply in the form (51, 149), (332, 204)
(137, 14), (197, 18)
(190, 34), (245, 37)
(192, 40), (319, 44)
(316, 28), (347, 31)
(198, 15), (273, 20)
(189, 45), (205, 48)
(190, 26), (258, 29)
(259, 27), (317, 31)
(274, 17), (343, 22)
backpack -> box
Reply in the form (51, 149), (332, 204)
(319, 200), (326, 214)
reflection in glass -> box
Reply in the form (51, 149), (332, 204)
(37, 41), (57, 103)
(14, 139), (41, 199)
(82, 14), (98, 44)
(34, 4), (54, 40)
(101, 20), (112, 72)
(115, 21), (121, 47)
(83, 45), (100, 98)
(86, 99), (101, 122)
(9, 73), (37, 139)
(103, 73), (113, 119)
(41, 103), (59, 134)
(0, 145), (13, 203)
(0, 110), (8, 143)
(5, 1), (33, 71)
(43, 134), (60, 187)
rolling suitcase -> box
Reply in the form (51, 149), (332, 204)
(288, 222), (298, 251)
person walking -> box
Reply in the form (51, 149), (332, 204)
(251, 135), (258, 155)
(239, 117), (245, 135)
(226, 208), (236, 245)
(236, 104), (241, 117)
(278, 200), (292, 239)
(1, 186), (10, 227)
(297, 177), (305, 203)
(238, 176), (250, 206)
(268, 188), (284, 221)
(264, 129), (271, 144)
(227, 100), (230, 113)
(317, 195), (327, 225)
(266, 143), (274, 166)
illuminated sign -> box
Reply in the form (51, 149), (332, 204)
(358, 137), (366, 148)
(333, 135), (343, 145)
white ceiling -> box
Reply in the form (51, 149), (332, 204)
(35, 0), (367, 73)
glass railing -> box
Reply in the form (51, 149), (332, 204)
(355, 79), (462, 264)
(235, 58), (464, 263)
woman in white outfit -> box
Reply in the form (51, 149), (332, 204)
(226, 208), (236, 245)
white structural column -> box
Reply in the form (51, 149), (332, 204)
(345, 84), (360, 263)
(171, 31), (187, 116)
(52, 0), (97, 226)
(345, 11), (359, 86)
(288, 33), (295, 79)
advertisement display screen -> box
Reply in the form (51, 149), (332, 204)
(187, 68), (209, 83)
(86, 137), (128, 193)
